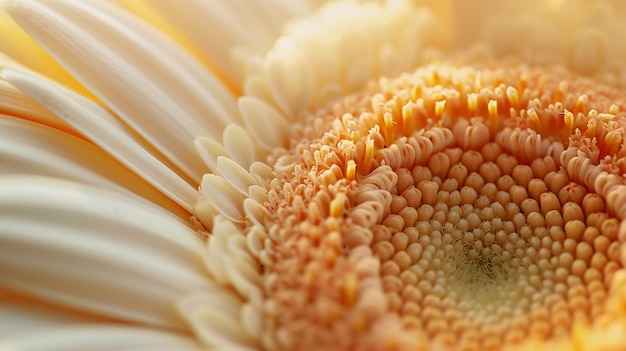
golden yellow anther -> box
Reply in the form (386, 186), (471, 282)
(383, 112), (395, 144)
(602, 130), (623, 155)
(488, 99), (498, 133)
(563, 109), (575, 139)
(488, 100), (497, 118)
(575, 95), (589, 115)
(528, 108), (540, 130)
(506, 86), (519, 109)
(346, 159), (356, 181)
(435, 100), (446, 118)
(518, 71), (529, 92)
(402, 101), (417, 135)
(330, 192), (348, 218)
(467, 93), (478, 113)
(411, 84), (423, 101)
(362, 137), (374, 174)
(554, 81), (568, 103)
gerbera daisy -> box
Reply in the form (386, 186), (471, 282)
(2, 0), (626, 350)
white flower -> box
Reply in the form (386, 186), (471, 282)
(2, 0), (626, 350)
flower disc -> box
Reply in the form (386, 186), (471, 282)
(260, 61), (626, 351)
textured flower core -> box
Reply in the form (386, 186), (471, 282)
(259, 61), (626, 350)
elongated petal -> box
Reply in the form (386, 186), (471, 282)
(216, 156), (257, 196)
(0, 12), (96, 100)
(0, 78), (71, 131)
(146, 0), (311, 84)
(194, 136), (228, 172)
(0, 288), (114, 338)
(0, 115), (188, 219)
(238, 96), (290, 150)
(0, 325), (204, 351)
(200, 174), (245, 222)
(179, 216), (265, 350)
(0, 176), (213, 330)
(223, 124), (265, 169)
(0, 52), (78, 133)
(265, 38), (313, 116)
(2, 68), (198, 213)
(4, 0), (239, 181)
(178, 293), (258, 351)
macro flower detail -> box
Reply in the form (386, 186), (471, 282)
(2, 1), (626, 351)
(248, 61), (626, 350)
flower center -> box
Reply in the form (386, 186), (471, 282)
(259, 62), (626, 350)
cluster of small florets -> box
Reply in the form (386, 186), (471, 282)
(257, 62), (626, 351)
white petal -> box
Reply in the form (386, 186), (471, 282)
(238, 96), (290, 150)
(216, 156), (257, 196)
(204, 217), (263, 304)
(0, 325), (204, 351)
(0, 176), (213, 330)
(0, 79), (69, 130)
(0, 288), (109, 338)
(248, 0), (442, 112)
(248, 185), (270, 205)
(199, 174), (245, 222)
(245, 226), (268, 260)
(2, 68), (198, 213)
(243, 74), (279, 108)
(178, 293), (257, 351)
(0, 115), (188, 219)
(265, 38), (314, 117)
(147, 0), (311, 85)
(4, 0), (239, 181)
(194, 136), (228, 173)
(243, 199), (271, 228)
(223, 124), (264, 169)
(0, 49), (74, 131)
(193, 194), (220, 233)
(249, 162), (275, 184)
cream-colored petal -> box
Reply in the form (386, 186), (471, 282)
(0, 79), (70, 131)
(0, 176), (213, 330)
(0, 52), (74, 131)
(186, 217), (266, 349)
(113, 0), (223, 83)
(0, 325), (204, 351)
(223, 124), (265, 169)
(216, 156), (257, 196)
(0, 115), (188, 219)
(243, 198), (271, 228)
(0, 12), (97, 101)
(146, 0), (311, 85)
(243, 0), (445, 114)
(194, 136), (228, 173)
(199, 174), (245, 222)
(177, 293), (258, 351)
(204, 217), (263, 304)
(238, 96), (290, 151)
(0, 288), (113, 338)
(4, 0), (239, 181)
(242, 75), (276, 108)
(265, 38), (313, 116)
(249, 163), (275, 184)
(247, 185), (270, 204)
(2, 68), (198, 213)
(245, 226), (268, 261)
(192, 194), (220, 233)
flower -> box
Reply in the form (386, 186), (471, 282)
(2, 0), (626, 350)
